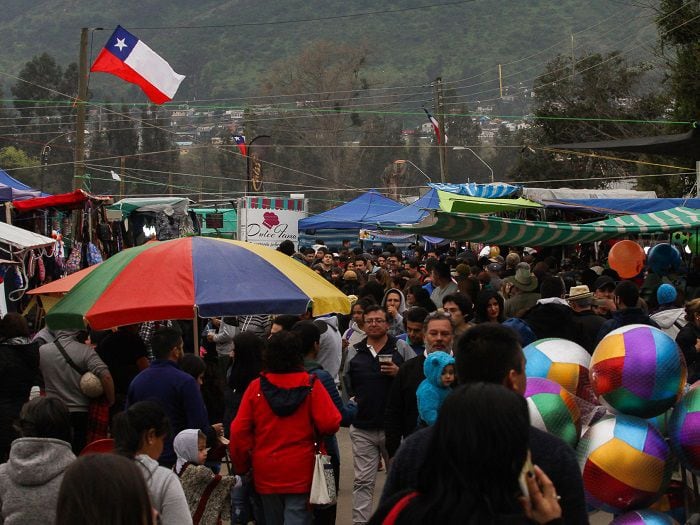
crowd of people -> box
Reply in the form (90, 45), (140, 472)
(0, 238), (697, 524)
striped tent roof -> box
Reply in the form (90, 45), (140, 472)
(393, 206), (700, 246)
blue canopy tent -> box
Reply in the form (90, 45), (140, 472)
(371, 188), (441, 226)
(0, 169), (47, 202)
(547, 198), (700, 214)
(298, 189), (402, 230)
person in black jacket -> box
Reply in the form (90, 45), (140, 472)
(0, 313), (40, 462)
(595, 280), (660, 347)
(370, 383), (562, 525)
(676, 298), (700, 383)
(345, 305), (414, 525)
(382, 323), (588, 525)
(384, 309), (452, 458)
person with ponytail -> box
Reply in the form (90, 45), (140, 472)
(111, 401), (192, 525)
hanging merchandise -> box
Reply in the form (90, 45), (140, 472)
(86, 241), (103, 266)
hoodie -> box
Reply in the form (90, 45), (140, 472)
(416, 351), (455, 426)
(135, 453), (192, 525)
(0, 437), (75, 524)
(382, 288), (407, 337)
(229, 371), (341, 494)
(314, 315), (342, 385)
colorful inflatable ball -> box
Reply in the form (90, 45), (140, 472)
(576, 415), (673, 513)
(590, 325), (687, 418)
(610, 509), (679, 524)
(524, 377), (581, 448)
(668, 385), (700, 474)
(524, 338), (595, 402)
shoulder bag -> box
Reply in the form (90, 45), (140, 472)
(307, 374), (337, 506)
(54, 339), (103, 398)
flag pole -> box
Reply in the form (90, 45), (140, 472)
(74, 28), (89, 190)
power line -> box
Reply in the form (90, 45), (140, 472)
(128, 0), (479, 30)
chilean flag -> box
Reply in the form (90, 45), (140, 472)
(423, 107), (447, 144)
(233, 135), (247, 156)
(91, 26), (185, 105)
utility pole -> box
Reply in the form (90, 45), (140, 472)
(571, 34), (575, 81)
(498, 64), (503, 98)
(434, 77), (447, 183)
(74, 28), (89, 190)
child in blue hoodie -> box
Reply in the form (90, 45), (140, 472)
(416, 351), (456, 426)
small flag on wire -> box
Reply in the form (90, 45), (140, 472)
(110, 170), (122, 181)
(91, 25), (185, 104)
(233, 135), (247, 156)
(423, 107), (447, 144)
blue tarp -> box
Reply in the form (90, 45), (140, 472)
(0, 169), (47, 202)
(299, 189), (402, 230)
(428, 182), (521, 198)
(372, 189), (441, 226)
(549, 198), (700, 214)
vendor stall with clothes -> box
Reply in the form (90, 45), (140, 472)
(106, 197), (199, 246)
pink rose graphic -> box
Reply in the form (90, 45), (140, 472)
(262, 212), (280, 229)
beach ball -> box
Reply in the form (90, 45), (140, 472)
(590, 325), (686, 418)
(525, 377), (581, 447)
(576, 415), (673, 513)
(647, 244), (681, 276)
(609, 240), (646, 279)
(610, 510), (678, 524)
(646, 406), (673, 437)
(524, 338), (595, 402)
(670, 231), (689, 248)
(668, 386), (700, 474)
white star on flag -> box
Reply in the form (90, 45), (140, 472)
(110, 170), (122, 181)
(114, 38), (128, 51)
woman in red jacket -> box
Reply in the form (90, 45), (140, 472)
(230, 330), (341, 525)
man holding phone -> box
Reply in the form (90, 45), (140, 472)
(344, 305), (415, 525)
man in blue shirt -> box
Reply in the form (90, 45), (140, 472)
(127, 327), (222, 467)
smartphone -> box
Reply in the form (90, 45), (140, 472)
(518, 452), (534, 499)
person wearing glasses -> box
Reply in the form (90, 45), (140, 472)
(344, 305), (416, 525)
(384, 310), (454, 459)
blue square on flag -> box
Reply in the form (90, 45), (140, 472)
(104, 26), (138, 62)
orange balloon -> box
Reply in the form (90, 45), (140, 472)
(608, 240), (646, 278)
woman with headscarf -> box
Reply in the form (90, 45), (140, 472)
(174, 429), (239, 525)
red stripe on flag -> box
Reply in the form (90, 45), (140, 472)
(90, 48), (171, 104)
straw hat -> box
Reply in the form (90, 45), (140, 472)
(566, 285), (594, 301)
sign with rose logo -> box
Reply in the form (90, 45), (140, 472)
(237, 197), (307, 248)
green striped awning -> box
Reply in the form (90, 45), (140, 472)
(392, 206), (700, 246)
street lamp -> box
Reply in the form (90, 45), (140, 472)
(393, 159), (432, 183)
(452, 146), (495, 183)
(40, 131), (75, 192)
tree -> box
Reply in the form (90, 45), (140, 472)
(509, 52), (668, 188)
(11, 53), (81, 193)
(260, 41), (370, 207)
(0, 147), (40, 189)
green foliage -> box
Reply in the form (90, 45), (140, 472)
(508, 52), (669, 188)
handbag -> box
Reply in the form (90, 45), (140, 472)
(307, 374), (337, 506)
(54, 339), (104, 398)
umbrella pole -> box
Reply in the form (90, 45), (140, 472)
(193, 306), (199, 355)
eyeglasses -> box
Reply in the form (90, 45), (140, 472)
(365, 318), (387, 324)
